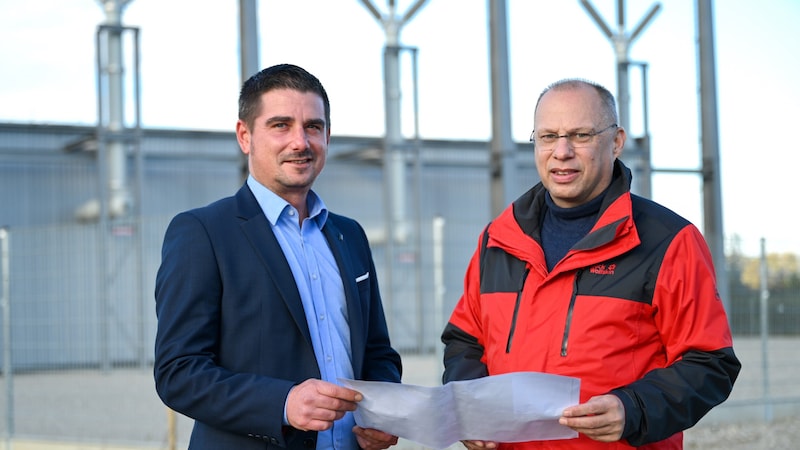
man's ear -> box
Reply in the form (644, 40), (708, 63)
(612, 127), (627, 158)
(236, 120), (251, 155)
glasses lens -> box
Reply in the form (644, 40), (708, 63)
(533, 125), (616, 149)
(534, 133), (590, 149)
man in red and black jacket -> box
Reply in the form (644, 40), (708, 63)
(442, 79), (740, 450)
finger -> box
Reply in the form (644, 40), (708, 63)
(304, 380), (360, 411)
(354, 427), (398, 450)
(315, 381), (363, 402)
(562, 394), (619, 417)
(286, 382), (356, 431)
(288, 407), (346, 432)
(560, 414), (606, 429)
(315, 394), (359, 413)
(354, 426), (394, 441)
(562, 402), (602, 417)
(461, 440), (497, 450)
(560, 414), (623, 442)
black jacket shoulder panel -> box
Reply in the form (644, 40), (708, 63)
(575, 195), (693, 306)
(480, 246), (528, 294)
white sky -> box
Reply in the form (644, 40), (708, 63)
(1, 0), (798, 257)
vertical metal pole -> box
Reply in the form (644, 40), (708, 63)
(758, 238), (772, 423)
(238, 0), (260, 183)
(432, 216), (445, 383)
(129, 27), (146, 370)
(614, 1), (636, 194)
(615, 0), (630, 131)
(238, 0), (260, 96)
(634, 63), (652, 200)
(383, 42), (408, 245)
(409, 47), (425, 352)
(99, 0), (132, 217)
(697, 0), (730, 313)
(488, 0), (516, 216)
(106, 23), (127, 216)
(1, 227), (13, 448)
(359, 0), (429, 341)
(96, 27), (112, 373)
(96, 0), (134, 371)
(381, 45), (399, 334)
(639, 64), (650, 134)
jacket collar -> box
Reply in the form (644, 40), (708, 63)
(490, 159), (639, 270)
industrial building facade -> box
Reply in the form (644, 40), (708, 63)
(0, 122), (536, 370)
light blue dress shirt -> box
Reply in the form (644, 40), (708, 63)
(247, 176), (356, 450)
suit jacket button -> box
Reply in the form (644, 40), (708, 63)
(303, 438), (315, 448)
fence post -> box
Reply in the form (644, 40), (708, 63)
(759, 237), (772, 422)
(1, 226), (13, 448)
(432, 216), (445, 384)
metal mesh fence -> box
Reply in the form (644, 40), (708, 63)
(0, 124), (798, 448)
(0, 221), (798, 449)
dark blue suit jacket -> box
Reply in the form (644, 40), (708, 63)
(154, 184), (402, 449)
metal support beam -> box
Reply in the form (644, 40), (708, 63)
(488, 0), (517, 216)
(697, 0), (730, 313)
(238, 0), (260, 183)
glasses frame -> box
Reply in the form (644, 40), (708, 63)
(529, 123), (618, 149)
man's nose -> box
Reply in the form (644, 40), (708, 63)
(551, 135), (575, 157)
(289, 126), (309, 148)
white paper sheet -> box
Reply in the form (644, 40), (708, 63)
(340, 372), (580, 449)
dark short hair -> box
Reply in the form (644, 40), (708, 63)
(238, 64), (331, 130)
(534, 78), (619, 125)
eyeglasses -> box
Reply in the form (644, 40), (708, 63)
(529, 124), (618, 149)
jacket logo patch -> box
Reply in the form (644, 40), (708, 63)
(590, 263), (616, 275)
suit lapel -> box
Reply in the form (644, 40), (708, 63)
(235, 185), (313, 346)
(322, 219), (365, 377)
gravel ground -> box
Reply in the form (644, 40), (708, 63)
(2, 347), (798, 450)
(684, 416), (800, 450)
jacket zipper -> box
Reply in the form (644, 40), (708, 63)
(506, 268), (530, 353)
(561, 269), (583, 357)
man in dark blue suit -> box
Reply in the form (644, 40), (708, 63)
(154, 64), (402, 450)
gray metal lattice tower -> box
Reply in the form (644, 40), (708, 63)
(74, 0), (139, 222)
(359, 0), (428, 245)
(580, 0), (661, 199)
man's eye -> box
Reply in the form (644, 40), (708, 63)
(540, 134), (558, 142)
(573, 132), (592, 141)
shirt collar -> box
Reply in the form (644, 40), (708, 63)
(246, 175), (328, 228)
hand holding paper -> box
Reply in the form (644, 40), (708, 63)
(340, 372), (580, 449)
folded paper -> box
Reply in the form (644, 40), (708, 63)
(340, 371), (580, 449)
